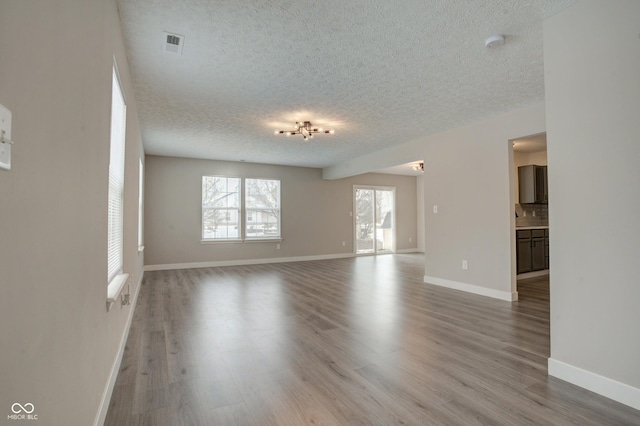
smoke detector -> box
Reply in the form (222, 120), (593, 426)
(163, 32), (185, 55)
(485, 34), (505, 48)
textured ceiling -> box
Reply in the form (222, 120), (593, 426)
(117, 0), (574, 168)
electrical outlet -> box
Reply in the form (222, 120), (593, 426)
(462, 260), (468, 270)
(433, 205), (438, 214)
(341, 241), (346, 247)
(276, 243), (280, 250)
(523, 211), (527, 217)
(409, 237), (412, 243)
(532, 210), (536, 217)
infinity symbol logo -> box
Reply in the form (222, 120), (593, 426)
(11, 403), (34, 414)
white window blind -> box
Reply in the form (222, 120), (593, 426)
(108, 68), (127, 282)
(245, 179), (280, 239)
(202, 176), (241, 240)
(138, 159), (144, 248)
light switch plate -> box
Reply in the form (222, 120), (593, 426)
(0, 103), (12, 170)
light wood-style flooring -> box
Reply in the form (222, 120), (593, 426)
(105, 255), (640, 425)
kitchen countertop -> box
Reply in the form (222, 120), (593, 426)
(516, 226), (549, 230)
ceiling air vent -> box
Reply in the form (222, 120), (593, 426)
(162, 32), (184, 55)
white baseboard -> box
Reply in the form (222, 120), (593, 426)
(424, 275), (517, 302)
(397, 248), (423, 254)
(94, 270), (144, 426)
(548, 358), (640, 411)
(145, 253), (356, 272)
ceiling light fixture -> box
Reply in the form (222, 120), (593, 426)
(274, 121), (335, 141)
(413, 162), (424, 172)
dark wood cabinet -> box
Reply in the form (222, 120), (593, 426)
(517, 228), (549, 274)
(531, 236), (546, 271)
(545, 229), (550, 269)
(519, 165), (548, 204)
(517, 237), (532, 273)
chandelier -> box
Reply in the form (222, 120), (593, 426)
(274, 121), (335, 141)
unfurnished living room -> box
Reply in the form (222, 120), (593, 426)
(1, 1), (639, 425)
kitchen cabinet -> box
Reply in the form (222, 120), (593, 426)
(545, 229), (550, 269)
(519, 165), (548, 204)
(517, 237), (532, 274)
(517, 229), (548, 274)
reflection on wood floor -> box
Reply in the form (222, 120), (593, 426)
(105, 255), (639, 425)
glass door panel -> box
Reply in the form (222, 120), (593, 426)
(375, 189), (394, 253)
(355, 188), (375, 254)
(355, 187), (395, 255)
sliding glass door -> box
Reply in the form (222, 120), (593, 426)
(354, 186), (395, 254)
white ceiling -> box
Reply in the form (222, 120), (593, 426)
(513, 133), (547, 153)
(117, 0), (573, 169)
(376, 161), (425, 177)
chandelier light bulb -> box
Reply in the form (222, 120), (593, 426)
(275, 121), (336, 140)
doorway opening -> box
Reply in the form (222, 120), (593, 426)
(354, 186), (395, 255)
(511, 132), (549, 285)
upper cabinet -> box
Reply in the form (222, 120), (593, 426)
(519, 165), (548, 204)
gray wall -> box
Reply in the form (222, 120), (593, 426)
(0, 1), (145, 424)
(145, 155), (418, 267)
(324, 103), (546, 301)
(421, 108), (545, 299)
(416, 174), (425, 252)
(545, 0), (640, 395)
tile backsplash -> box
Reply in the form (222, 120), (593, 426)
(516, 203), (548, 227)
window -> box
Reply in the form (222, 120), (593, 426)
(201, 177), (281, 241)
(138, 159), (144, 250)
(245, 179), (280, 239)
(202, 176), (241, 240)
(108, 67), (127, 282)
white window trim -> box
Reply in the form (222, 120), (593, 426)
(137, 158), (144, 252)
(201, 176), (282, 243)
(201, 175), (242, 241)
(200, 238), (283, 244)
(107, 62), (130, 311)
(245, 178), (281, 240)
(107, 64), (127, 286)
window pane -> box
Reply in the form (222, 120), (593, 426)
(108, 68), (126, 282)
(138, 159), (144, 247)
(245, 179), (280, 238)
(245, 209), (279, 238)
(203, 176), (240, 208)
(202, 176), (241, 240)
(203, 208), (240, 239)
(246, 179), (280, 209)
